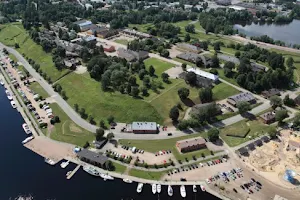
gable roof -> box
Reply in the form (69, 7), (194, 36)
(186, 67), (219, 81)
(76, 149), (108, 165)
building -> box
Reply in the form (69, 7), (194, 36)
(186, 67), (219, 82)
(64, 58), (80, 69)
(250, 63), (266, 73)
(254, 139), (263, 147)
(76, 149), (108, 167)
(179, 71), (213, 88)
(260, 111), (275, 124)
(117, 48), (149, 62)
(94, 140), (107, 149)
(176, 52), (212, 67)
(82, 35), (97, 43)
(176, 43), (202, 53)
(87, 26), (118, 38)
(216, 0), (231, 6)
(176, 137), (206, 153)
(122, 28), (151, 39)
(73, 20), (97, 32)
(237, 147), (248, 156)
(130, 122), (158, 134)
(227, 92), (256, 107)
(261, 88), (280, 99)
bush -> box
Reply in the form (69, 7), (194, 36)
(39, 123), (48, 128)
(83, 141), (90, 148)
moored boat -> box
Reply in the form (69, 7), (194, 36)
(66, 171), (72, 177)
(123, 178), (133, 183)
(152, 183), (157, 194)
(200, 184), (206, 192)
(157, 184), (161, 194)
(44, 158), (56, 166)
(10, 100), (16, 108)
(193, 185), (197, 193)
(22, 123), (31, 134)
(5, 90), (13, 100)
(136, 183), (143, 193)
(100, 173), (114, 180)
(0, 79), (4, 86)
(83, 165), (100, 176)
(168, 185), (173, 196)
(22, 136), (34, 144)
(60, 160), (70, 169)
(180, 185), (186, 198)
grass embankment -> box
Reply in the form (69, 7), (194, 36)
(28, 82), (49, 98)
(128, 168), (167, 180)
(9, 53), (18, 62)
(0, 23), (69, 82)
(220, 119), (271, 147)
(212, 82), (240, 101)
(112, 161), (127, 174)
(114, 39), (129, 45)
(48, 103), (95, 146)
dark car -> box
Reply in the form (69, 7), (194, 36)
(167, 133), (172, 136)
(256, 181), (262, 187)
(180, 178), (187, 182)
(233, 188), (238, 193)
(240, 185), (245, 190)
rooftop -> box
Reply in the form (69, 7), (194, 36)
(132, 122), (157, 131)
(260, 111), (275, 121)
(76, 149), (108, 165)
(228, 92), (255, 104)
(176, 137), (206, 149)
(186, 67), (218, 81)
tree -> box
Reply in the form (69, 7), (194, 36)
(15, 43), (20, 48)
(275, 110), (288, 123)
(96, 128), (105, 141)
(237, 101), (251, 114)
(199, 88), (213, 103)
(224, 61), (235, 70)
(270, 95), (282, 109)
(214, 42), (220, 52)
(178, 87), (190, 100)
(149, 65), (155, 76)
(105, 160), (114, 171)
(268, 126), (277, 139)
(195, 57), (204, 68)
(161, 72), (169, 83)
(61, 90), (67, 100)
(107, 132), (114, 141)
(107, 116), (115, 124)
(79, 108), (86, 118)
(89, 115), (96, 125)
(208, 128), (219, 142)
(181, 63), (187, 71)
(99, 120), (105, 129)
(185, 24), (195, 33)
(211, 55), (220, 68)
(286, 57), (294, 68)
(185, 71), (197, 86)
(143, 75), (151, 88)
(160, 49), (169, 58)
(54, 84), (62, 93)
(138, 69), (147, 80)
(283, 94), (296, 107)
(83, 141), (90, 148)
(235, 51), (241, 58)
(184, 33), (191, 42)
(169, 106), (180, 122)
(293, 113), (300, 129)
(131, 86), (140, 97)
(74, 104), (79, 112)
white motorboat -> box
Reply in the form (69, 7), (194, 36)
(180, 185), (186, 198)
(60, 160), (70, 169)
(152, 183), (157, 194)
(22, 123), (31, 134)
(83, 165), (100, 176)
(22, 136), (34, 144)
(10, 100), (17, 108)
(200, 185), (206, 192)
(44, 158), (56, 166)
(100, 173), (114, 180)
(157, 184), (161, 194)
(136, 183), (143, 193)
(5, 90), (13, 100)
(193, 185), (197, 193)
(123, 178), (133, 183)
(168, 185), (173, 197)
(0, 79), (4, 86)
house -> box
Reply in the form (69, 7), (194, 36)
(73, 20), (97, 32)
(179, 71), (213, 88)
(122, 28), (151, 39)
(254, 139), (263, 147)
(176, 52), (212, 67)
(64, 58), (80, 69)
(260, 111), (275, 124)
(55, 40), (83, 56)
(186, 67), (219, 82)
(216, 0), (231, 6)
(261, 88), (280, 99)
(227, 92), (256, 107)
(176, 137), (206, 153)
(250, 63), (266, 73)
(130, 122), (158, 134)
(82, 35), (97, 43)
(117, 48), (149, 62)
(176, 43), (202, 53)
(76, 149), (108, 167)
(96, 42), (115, 52)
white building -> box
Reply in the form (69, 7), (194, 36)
(187, 68), (219, 82)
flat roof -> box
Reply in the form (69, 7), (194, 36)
(228, 92), (255, 104)
(176, 137), (206, 149)
(76, 149), (108, 164)
(187, 67), (219, 81)
(132, 122), (157, 131)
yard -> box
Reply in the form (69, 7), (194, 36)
(220, 119), (271, 147)
(128, 168), (167, 180)
(114, 39), (129, 45)
(144, 57), (175, 75)
(58, 72), (164, 124)
(112, 161), (127, 173)
(212, 82), (240, 101)
(29, 82), (49, 98)
(0, 23), (69, 82)
(48, 103), (95, 146)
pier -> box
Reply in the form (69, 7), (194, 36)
(67, 164), (81, 180)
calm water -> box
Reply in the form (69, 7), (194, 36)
(234, 19), (300, 45)
(0, 85), (220, 200)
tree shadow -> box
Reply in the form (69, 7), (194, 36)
(241, 112), (256, 120)
(181, 98), (195, 107)
(211, 139), (224, 146)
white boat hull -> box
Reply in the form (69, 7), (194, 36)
(157, 184), (161, 194)
(200, 185), (206, 192)
(136, 183), (143, 193)
(168, 185), (173, 197)
(123, 178), (133, 183)
(180, 185), (186, 198)
(100, 173), (114, 180)
(152, 184), (156, 194)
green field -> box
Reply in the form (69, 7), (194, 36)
(128, 23), (154, 33)
(112, 161), (127, 173)
(114, 39), (129, 45)
(173, 57), (195, 67)
(0, 23), (69, 81)
(29, 82), (49, 98)
(212, 82), (240, 101)
(48, 103), (95, 146)
(58, 72), (164, 124)
(144, 57), (175, 75)
(172, 147), (213, 161)
(220, 120), (271, 147)
(9, 53), (17, 62)
(128, 168), (167, 180)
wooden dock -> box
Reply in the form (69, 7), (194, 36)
(67, 164), (81, 180)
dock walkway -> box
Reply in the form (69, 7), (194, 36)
(67, 164), (81, 180)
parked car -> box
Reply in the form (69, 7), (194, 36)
(167, 133), (172, 136)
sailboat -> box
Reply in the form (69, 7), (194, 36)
(193, 185), (197, 193)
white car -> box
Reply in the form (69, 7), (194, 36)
(206, 179), (211, 184)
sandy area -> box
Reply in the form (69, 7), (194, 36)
(74, 65), (87, 74)
(24, 136), (75, 162)
(165, 66), (183, 79)
(169, 45), (184, 58)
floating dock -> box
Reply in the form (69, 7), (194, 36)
(67, 164), (81, 180)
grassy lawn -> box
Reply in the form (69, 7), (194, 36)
(172, 147), (213, 161)
(28, 82), (49, 98)
(112, 161), (127, 173)
(173, 57), (195, 67)
(212, 82), (240, 101)
(58, 72), (164, 124)
(9, 53), (18, 62)
(215, 112), (237, 121)
(220, 119), (271, 147)
(48, 103), (95, 146)
(120, 132), (208, 153)
(144, 57), (175, 75)
(128, 23), (154, 33)
(114, 39), (129, 45)
(0, 23), (69, 82)
(128, 168), (167, 180)
(149, 80), (200, 124)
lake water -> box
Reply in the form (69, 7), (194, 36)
(234, 19), (300, 45)
(0, 85), (220, 200)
